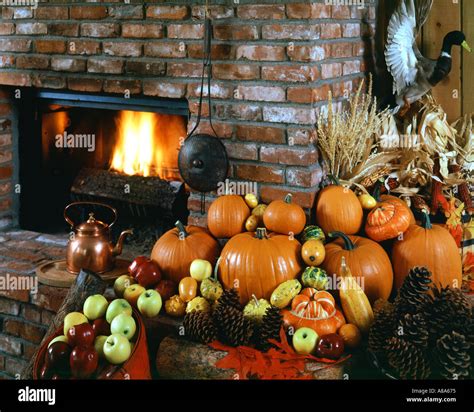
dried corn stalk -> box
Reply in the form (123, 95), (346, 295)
(315, 77), (390, 180)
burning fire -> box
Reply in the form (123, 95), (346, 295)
(110, 110), (185, 178)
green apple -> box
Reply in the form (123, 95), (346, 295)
(48, 335), (69, 348)
(103, 334), (131, 365)
(94, 335), (108, 358)
(129, 341), (135, 354)
(189, 259), (212, 282)
(83, 294), (109, 321)
(106, 299), (132, 324)
(63, 312), (88, 336)
(110, 313), (136, 340)
(137, 289), (162, 318)
(123, 284), (146, 307)
(114, 275), (136, 298)
(292, 327), (319, 355)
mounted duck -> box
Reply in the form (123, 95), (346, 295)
(385, 0), (471, 115)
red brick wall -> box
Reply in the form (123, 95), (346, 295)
(0, 1), (376, 228)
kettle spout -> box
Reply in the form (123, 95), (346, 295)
(112, 229), (133, 256)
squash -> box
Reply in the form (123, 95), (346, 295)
(301, 266), (329, 290)
(365, 201), (411, 241)
(151, 221), (220, 284)
(244, 193), (258, 209)
(263, 193), (306, 236)
(218, 228), (303, 304)
(338, 257), (374, 334)
(291, 289), (336, 318)
(282, 308), (346, 336)
(372, 179), (416, 225)
(392, 212), (462, 290)
(245, 215), (259, 232)
(322, 231), (393, 303)
(207, 195), (250, 238)
(301, 239), (326, 266)
(358, 194), (377, 210)
(315, 183), (363, 235)
(251, 204), (267, 225)
(270, 279), (302, 309)
(301, 225), (326, 243)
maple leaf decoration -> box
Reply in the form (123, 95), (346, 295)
(210, 328), (350, 380)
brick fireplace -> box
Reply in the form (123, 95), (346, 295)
(0, 1), (377, 378)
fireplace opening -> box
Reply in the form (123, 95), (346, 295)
(18, 89), (190, 251)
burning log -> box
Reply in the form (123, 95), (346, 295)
(71, 168), (186, 212)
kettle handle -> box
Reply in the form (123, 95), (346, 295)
(64, 201), (118, 228)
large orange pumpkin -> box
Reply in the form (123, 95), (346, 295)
(315, 184), (363, 235)
(263, 193), (306, 235)
(322, 231), (393, 303)
(282, 308), (346, 336)
(365, 201), (411, 241)
(392, 212), (462, 289)
(218, 228), (303, 304)
(207, 195), (250, 239)
(151, 221), (220, 284)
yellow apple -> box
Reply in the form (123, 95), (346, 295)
(123, 284), (146, 307)
(189, 259), (212, 282)
(48, 335), (69, 348)
(63, 312), (88, 336)
(114, 275), (136, 298)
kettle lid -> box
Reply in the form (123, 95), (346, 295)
(76, 213), (109, 235)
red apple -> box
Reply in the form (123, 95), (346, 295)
(315, 333), (345, 360)
(92, 318), (110, 336)
(39, 364), (52, 380)
(155, 279), (176, 302)
(128, 256), (149, 277)
(67, 323), (95, 347)
(135, 260), (162, 288)
(70, 346), (99, 379)
(46, 341), (71, 374)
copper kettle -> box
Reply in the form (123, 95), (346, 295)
(64, 202), (133, 274)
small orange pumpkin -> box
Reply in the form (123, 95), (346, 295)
(207, 195), (250, 239)
(151, 221), (220, 284)
(291, 289), (336, 318)
(372, 179), (416, 225)
(315, 181), (363, 235)
(365, 201), (411, 241)
(263, 193), (306, 235)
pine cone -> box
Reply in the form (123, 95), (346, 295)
(387, 337), (431, 379)
(216, 289), (242, 310)
(214, 305), (253, 347)
(254, 306), (282, 351)
(369, 300), (396, 353)
(435, 331), (471, 380)
(425, 286), (471, 341)
(397, 313), (429, 348)
(183, 311), (217, 344)
(394, 266), (432, 317)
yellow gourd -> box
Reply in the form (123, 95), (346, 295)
(338, 257), (374, 334)
(270, 279), (302, 309)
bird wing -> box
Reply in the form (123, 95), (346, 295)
(385, 0), (434, 95)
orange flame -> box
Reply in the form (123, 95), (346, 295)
(110, 110), (185, 179)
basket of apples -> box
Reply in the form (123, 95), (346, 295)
(33, 294), (151, 380)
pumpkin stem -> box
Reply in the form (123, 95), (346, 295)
(284, 193), (293, 204)
(328, 231), (355, 250)
(328, 174), (340, 186)
(175, 220), (188, 238)
(255, 227), (268, 239)
(421, 211), (432, 230)
(372, 178), (384, 202)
